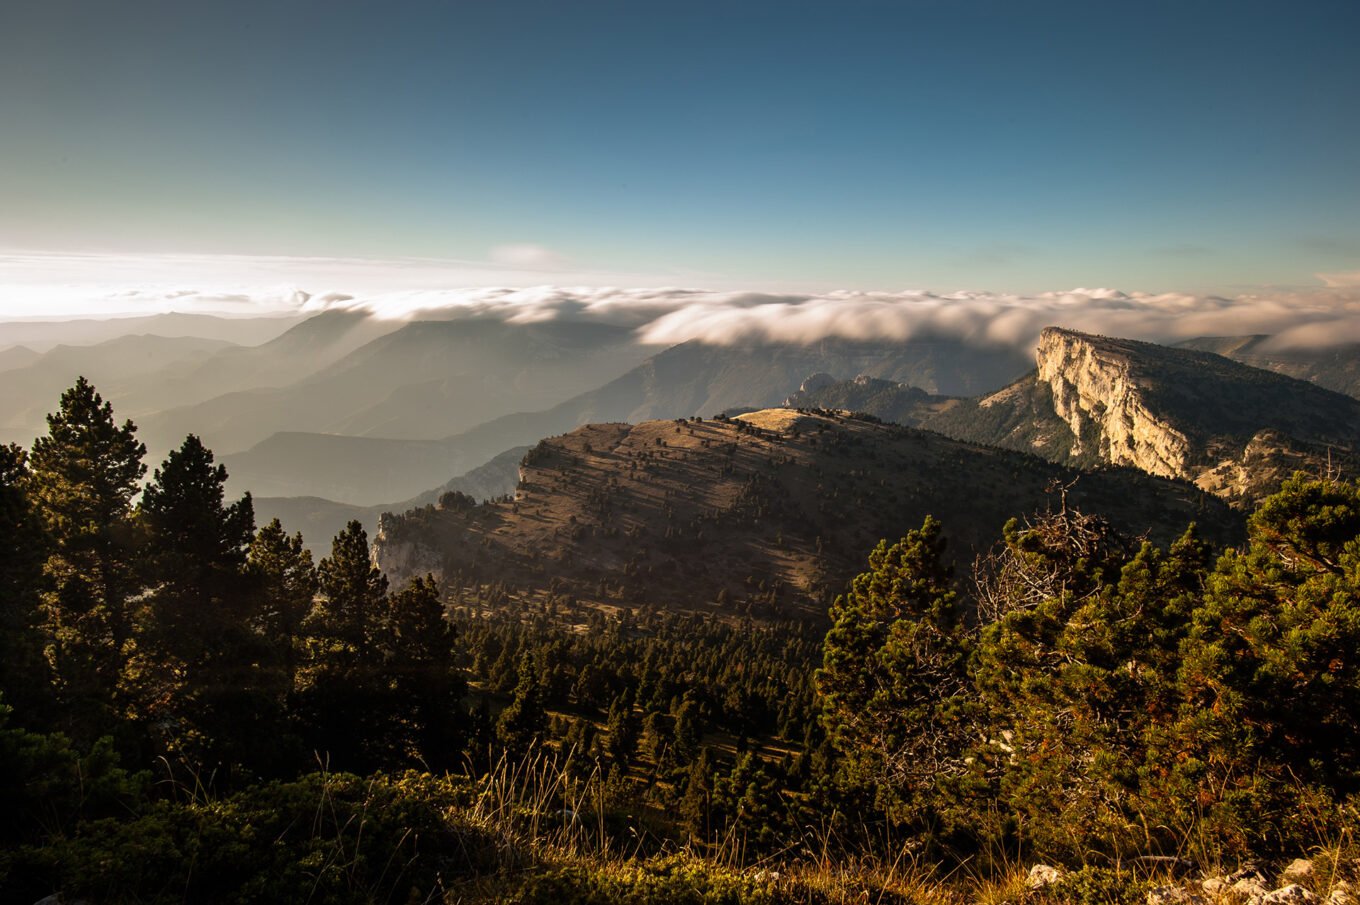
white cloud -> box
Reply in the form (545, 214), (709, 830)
(3, 250), (1360, 352)
(1320, 270), (1360, 289)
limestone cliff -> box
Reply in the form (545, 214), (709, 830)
(1035, 327), (1196, 479)
(371, 511), (444, 583)
(1030, 327), (1360, 503)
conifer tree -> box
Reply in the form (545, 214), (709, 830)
(246, 519), (318, 690)
(384, 576), (465, 767)
(130, 436), (265, 769)
(1158, 474), (1360, 854)
(680, 747), (716, 842)
(671, 693), (703, 767)
(28, 378), (145, 742)
(816, 516), (967, 822)
(497, 652), (547, 755)
(603, 687), (639, 766)
(0, 444), (53, 724)
(297, 520), (391, 769)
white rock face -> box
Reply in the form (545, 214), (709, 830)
(1036, 327), (1194, 478)
(1147, 886), (1206, 905)
(1026, 863), (1065, 890)
(1259, 884), (1320, 905)
(799, 372), (837, 395)
(371, 512), (443, 585)
(1282, 860), (1318, 887)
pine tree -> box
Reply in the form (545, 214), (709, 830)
(297, 521), (391, 769)
(0, 444), (54, 724)
(680, 746), (716, 843)
(384, 576), (465, 768)
(28, 378), (146, 742)
(246, 519), (318, 692)
(603, 688), (639, 766)
(815, 516), (967, 822)
(1157, 474), (1360, 855)
(497, 653), (547, 756)
(139, 435), (253, 596)
(671, 693), (704, 767)
(130, 436), (265, 769)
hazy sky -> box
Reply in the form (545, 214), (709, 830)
(2, 0), (1358, 313)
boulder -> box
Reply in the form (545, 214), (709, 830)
(1027, 864), (1065, 890)
(1259, 885), (1319, 905)
(1282, 860), (1317, 887)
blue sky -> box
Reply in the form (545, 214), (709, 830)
(2, 0), (1358, 299)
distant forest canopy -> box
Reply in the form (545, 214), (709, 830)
(5, 378), (1360, 902)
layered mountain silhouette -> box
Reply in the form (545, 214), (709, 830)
(252, 445), (529, 555)
(222, 336), (1031, 503)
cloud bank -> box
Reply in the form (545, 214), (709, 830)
(4, 250), (1360, 351)
(305, 284), (1360, 352)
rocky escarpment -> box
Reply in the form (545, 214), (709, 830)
(1031, 327), (1360, 503)
(1036, 327), (1197, 479)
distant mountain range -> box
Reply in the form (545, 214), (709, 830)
(221, 335), (1032, 504)
(252, 445), (529, 555)
(5, 310), (1360, 550)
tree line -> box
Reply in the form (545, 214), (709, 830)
(1, 377), (463, 779)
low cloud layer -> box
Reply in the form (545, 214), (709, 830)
(310, 284), (1360, 352)
(4, 251), (1360, 352)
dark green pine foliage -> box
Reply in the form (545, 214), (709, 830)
(384, 576), (465, 769)
(710, 751), (786, 857)
(671, 693), (704, 768)
(27, 377), (146, 743)
(815, 516), (968, 824)
(0, 445), (54, 724)
(497, 652), (547, 756)
(680, 746), (717, 843)
(966, 517), (1210, 856)
(298, 520), (391, 770)
(131, 435), (265, 770)
(1157, 474), (1360, 854)
(246, 519), (318, 709)
(603, 688), (639, 767)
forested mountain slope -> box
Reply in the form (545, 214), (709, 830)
(373, 408), (1240, 616)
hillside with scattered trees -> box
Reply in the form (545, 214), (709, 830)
(5, 379), (1360, 904)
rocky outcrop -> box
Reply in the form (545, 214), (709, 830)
(371, 512), (444, 586)
(1140, 857), (1354, 905)
(1036, 327), (1195, 479)
(1032, 327), (1360, 504)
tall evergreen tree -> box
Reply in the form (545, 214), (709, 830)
(0, 444), (54, 724)
(497, 652), (547, 756)
(28, 378), (145, 742)
(384, 576), (465, 768)
(816, 516), (967, 823)
(297, 520), (391, 769)
(129, 436), (265, 770)
(603, 687), (639, 766)
(247, 519), (317, 697)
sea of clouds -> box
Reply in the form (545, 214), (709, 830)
(3, 250), (1360, 352)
